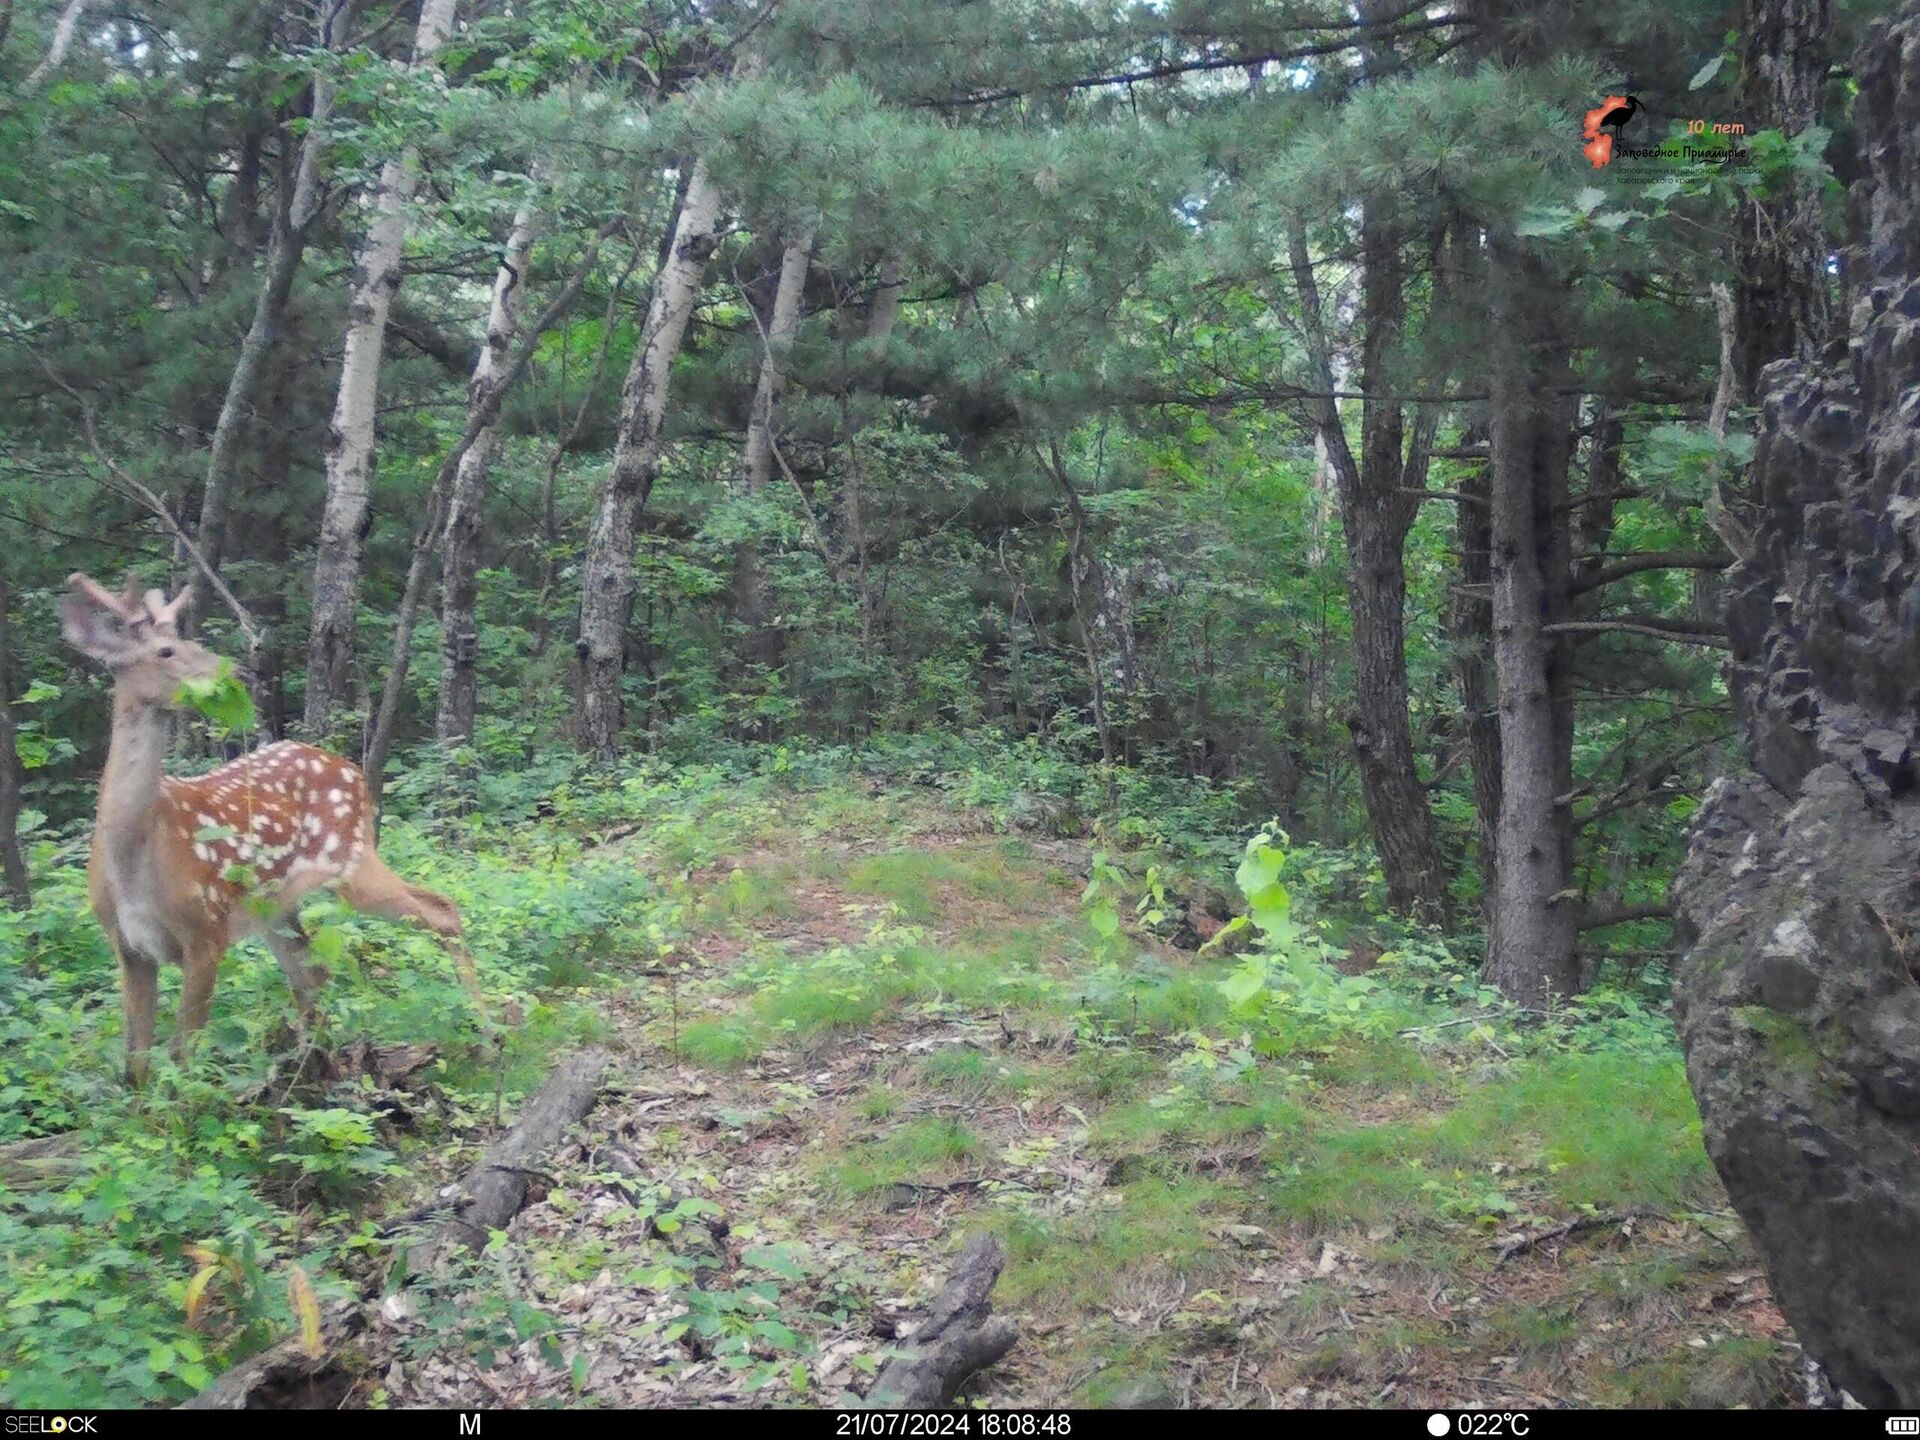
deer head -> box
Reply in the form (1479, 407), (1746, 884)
(59, 572), (224, 708)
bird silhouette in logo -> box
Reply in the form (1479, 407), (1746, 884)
(1581, 93), (1641, 168)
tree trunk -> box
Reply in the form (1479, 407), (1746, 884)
(530, 248), (641, 664)
(1482, 241), (1580, 1005)
(302, 0), (458, 735)
(18, 0), (87, 95)
(1288, 217), (1450, 921)
(1447, 423), (1500, 885)
(1733, 0), (1832, 397)
(188, 0), (353, 628)
(575, 155), (726, 761)
(0, 570), (30, 908)
(361, 220), (614, 796)
(731, 227), (813, 682)
(435, 188), (543, 745)
(240, 339), (305, 741)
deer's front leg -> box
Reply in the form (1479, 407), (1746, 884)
(171, 942), (223, 1065)
(118, 945), (157, 1087)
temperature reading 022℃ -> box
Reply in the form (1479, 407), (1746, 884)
(1429, 1415), (1532, 1437)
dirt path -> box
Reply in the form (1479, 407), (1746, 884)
(376, 796), (1802, 1410)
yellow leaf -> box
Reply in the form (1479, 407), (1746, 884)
(184, 1265), (220, 1330)
(184, 1244), (220, 1267)
(288, 1264), (324, 1359)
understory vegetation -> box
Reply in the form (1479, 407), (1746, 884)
(0, 748), (1781, 1407)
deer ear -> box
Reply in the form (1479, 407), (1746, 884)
(61, 595), (138, 664)
(69, 572), (130, 617)
(61, 577), (138, 664)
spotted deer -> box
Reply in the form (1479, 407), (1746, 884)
(59, 573), (485, 1084)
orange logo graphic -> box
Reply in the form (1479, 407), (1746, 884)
(1581, 93), (1641, 168)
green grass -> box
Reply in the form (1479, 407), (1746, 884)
(698, 863), (804, 927)
(1260, 1049), (1716, 1230)
(915, 1047), (1036, 1098)
(1075, 958), (1235, 1036)
(824, 1117), (984, 1196)
(1092, 1073), (1307, 1165)
(1591, 1336), (1791, 1407)
(1065, 1045), (1164, 1101)
(723, 936), (1063, 1048)
(676, 1017), (766, 1068)
(839, 849), (1023, 923)
(1484, 1301), (1582, 1356)
(993, 1176), (1239, 1310)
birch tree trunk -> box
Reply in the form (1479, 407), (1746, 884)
(575, 156), (726, 761)
(731, 228), (813, 679)
(434, 188), (543, 744)
(361, 218), (614, 797)
(302, 0), (458, 735)
(18, 0), (87, 95)
(189, 0), (353, 628)
(1483, 240), (1581, 1005)
(0, 570), (30, 908)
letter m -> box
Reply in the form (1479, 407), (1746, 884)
(460, 1416), (481, 1436)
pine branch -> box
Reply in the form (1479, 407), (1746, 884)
(27, 352), (262, 649)
(1542, 616), (1729, 648)
(1577, 902), (1674, 932)
(921, 12), (1469, 107)
(1570, 551), (1730, 595)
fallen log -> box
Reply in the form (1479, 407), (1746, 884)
(178, 1336), (352, 1411)
(864, 1232), (1018, 1408)
(401, 1046), (610, 1277)
(180, 1047), (611, 1409)
(0, 1132), (83, 1188)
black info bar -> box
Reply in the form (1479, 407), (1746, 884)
(3, 1411), (1917, 1437)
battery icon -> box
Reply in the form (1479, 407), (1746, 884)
(1886, 1420), (1918, 1434)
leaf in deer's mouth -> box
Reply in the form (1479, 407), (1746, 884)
(174, 660), (257, 738)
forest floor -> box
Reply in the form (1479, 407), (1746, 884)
(362, 780), (1805, 1411)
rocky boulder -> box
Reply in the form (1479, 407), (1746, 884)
(1673, 0), (1920, 1407)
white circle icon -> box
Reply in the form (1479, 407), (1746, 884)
(1427, 1417), (1451, 1437)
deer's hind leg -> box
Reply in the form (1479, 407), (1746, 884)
(339, 852), (489, 1021)
(263, 913), (329, 1025)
